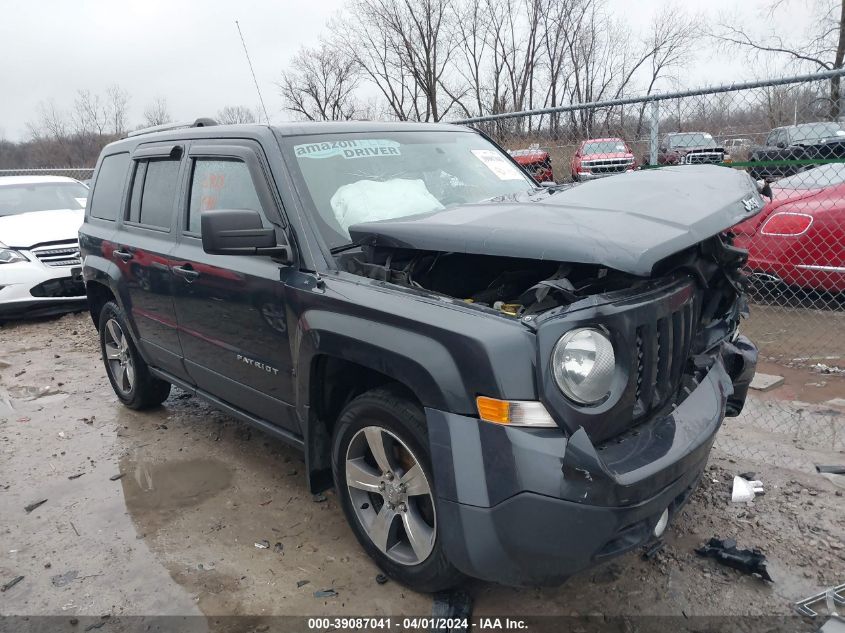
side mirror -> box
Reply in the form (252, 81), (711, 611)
(201, 209), (292, 262)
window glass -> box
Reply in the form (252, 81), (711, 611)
(187, 159), (263, 234)
(89, 153), (129, 220)
(0, 182), (89, 217)
(127, 161), (147, 224)
(135, 159), (180, 229)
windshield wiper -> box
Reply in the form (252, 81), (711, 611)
(330, 238), (369, 255)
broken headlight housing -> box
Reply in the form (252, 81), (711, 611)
(551, 327), (616, 404)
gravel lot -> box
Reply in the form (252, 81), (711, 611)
(1, 312), (843, 626)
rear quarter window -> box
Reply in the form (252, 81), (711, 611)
(89, 152), (130, 221)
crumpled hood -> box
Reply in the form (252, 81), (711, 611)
(349, 165), (764, 277)
(0, 208), (84, 249)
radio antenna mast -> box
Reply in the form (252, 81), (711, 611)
(235, 20), (271, 125)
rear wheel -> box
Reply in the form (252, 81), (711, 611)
(98, 301), (170, 409)
(332, 386), (462, 592)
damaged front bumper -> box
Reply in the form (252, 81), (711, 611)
(426, 335), (757, 586)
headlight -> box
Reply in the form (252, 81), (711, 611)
(0, 248), (26, 264)
(552, 327), (616, 404)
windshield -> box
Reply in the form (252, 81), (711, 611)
(774, 162), (845, 189)
(667, 133), (714, 148)
(582, 140), (627, 154)
(281, 130), (535, 250)
(0, 182), (88, 217)
(791, 122), (844, 143)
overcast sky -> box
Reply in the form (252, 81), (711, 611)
(0, 0), (813, 141)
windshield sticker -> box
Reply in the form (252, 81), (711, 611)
(294, 139), (401, 160)
(471, 149), (524, 180)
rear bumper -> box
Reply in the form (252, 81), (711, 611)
(427, 337), (756, 586)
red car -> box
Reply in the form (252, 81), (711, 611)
(731, 163), (845, 292)
(509, 147), (554, 183)
(570, 138), (636, 181)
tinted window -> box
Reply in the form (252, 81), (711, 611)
(89, 153), (129, 220)
(127, 159), (180, 229)
(187, 159), (263, 234)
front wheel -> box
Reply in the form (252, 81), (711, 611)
(98, 301), (171, 409)
(331, 386), (463, 592)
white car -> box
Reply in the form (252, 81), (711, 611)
(0, 175), (89, 320)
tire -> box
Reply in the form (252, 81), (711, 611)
(98, 301), (171, 410)
(331, 386), (463, 592)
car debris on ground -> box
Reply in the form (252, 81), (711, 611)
(816, 465), (845, 475)
(1, 575), (24, 592)
(254, 540), (270, 549)
(794, 583), (845, 617)
(314, 589), (337, 598)
(695, 537), (773, 582)
(732, 476), (765, 502)
(24, 498), (47, 513)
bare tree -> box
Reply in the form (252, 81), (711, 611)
(105, 84), (131, 135)
(332, 0), (459, 121)
(217, 105), (257, 124)
(143, 98), (172, 127)
(279, 42), (360, 120)
(712, 0), (845, 118)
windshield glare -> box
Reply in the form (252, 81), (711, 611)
(0, 182), (88, 217)
(583, 140), (627, 154)
(668, 133), (714, 148)
(283, 131), (535, 250)
(791, 122), (844, 142)
(774, 162), (845, 189)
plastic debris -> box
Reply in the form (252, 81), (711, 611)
(695, 537), (773, 582)
(109, 473), (125, 481)
(1, 575), (24, 592)
(254, 540), (270, 549)
(794, 582), (845, 617)
(24, 498), (47, 513)
(731, 476), (764, 503)
(296, 580), (310, 588)
(376, 573), (389, 585)
(51, 570), (79, 587)
(68, 473), (84, 480)
(314, 588), (337, 598)
(431, 591), (473, 633)
(816, 465), (845, 475)
(312, 493), (327, 503)
(273, 542), (283, 554)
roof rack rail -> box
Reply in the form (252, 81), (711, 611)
(127, 117), (218, 138)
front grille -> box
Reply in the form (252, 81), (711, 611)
(683, 151), (723, 165)
(32, 241), (81, 268)
(632, 298), (697, 420)
(582, 158), (634, 173)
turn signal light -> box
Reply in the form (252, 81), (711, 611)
(760, 212), (813, 236)
(475, 396), (557, 427)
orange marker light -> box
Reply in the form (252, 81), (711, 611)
(476, 396), (511, 424)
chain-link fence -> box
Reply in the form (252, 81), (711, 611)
(459, 69), (845, 468)
(0, 167), (95, 183)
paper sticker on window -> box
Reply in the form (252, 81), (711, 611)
(294, 139), (401, 160)
(471, 149), (524, 180)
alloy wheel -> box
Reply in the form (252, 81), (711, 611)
(345, 426), (436, 566)
(103, 318), (135, 395)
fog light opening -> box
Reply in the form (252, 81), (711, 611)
(653, 508), (669, 538)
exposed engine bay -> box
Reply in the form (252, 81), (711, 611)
(338, 233), (749, 327)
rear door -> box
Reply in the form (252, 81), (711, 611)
(115, 143), (189, 381)
(170, 140), (297, 432)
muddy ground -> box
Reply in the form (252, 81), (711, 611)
(1, 312), (843, 627)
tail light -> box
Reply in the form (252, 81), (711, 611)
(760, 212), (814, 236)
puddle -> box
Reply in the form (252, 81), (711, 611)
(7, 384), (68, 402)
(120, 457), (234, 533)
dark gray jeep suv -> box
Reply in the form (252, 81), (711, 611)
(80, 119), (760, 591)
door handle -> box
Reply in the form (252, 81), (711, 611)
(112, 249), (133, 262)
(172, 264), (200, 282)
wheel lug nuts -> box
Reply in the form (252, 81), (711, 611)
(379, 482), (385, 490)
(385, 471), (394, 481)
(398, 503), (407, 512)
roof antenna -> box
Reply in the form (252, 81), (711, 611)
(235, 20), (271, 125)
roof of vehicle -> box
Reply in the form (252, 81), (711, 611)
(581, 137), (624, 143)
(666, 131), (711, 136)
(0, 175), (82, 186)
